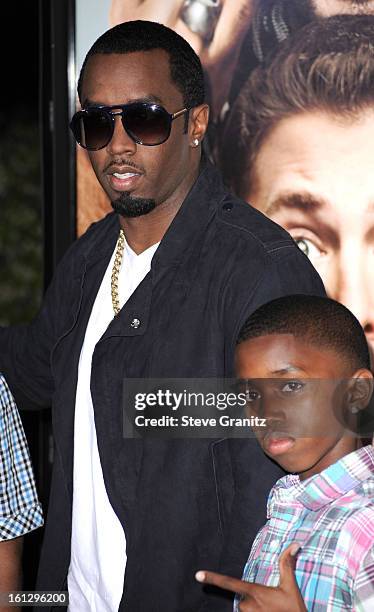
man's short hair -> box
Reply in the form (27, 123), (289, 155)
(220, 14), (374, 197)
(77, 20), (205, 109)
(237, 295), (371, 371)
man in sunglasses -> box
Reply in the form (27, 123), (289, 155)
(0, 20), (325, 612)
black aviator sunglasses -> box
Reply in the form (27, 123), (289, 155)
(70, 102), (190, 150)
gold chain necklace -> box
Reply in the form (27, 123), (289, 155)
(111, 229), (125, 316)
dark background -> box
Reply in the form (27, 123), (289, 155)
(1, 0), (77, 587)
(0, 2), (42, 323)
(1, 4), (39, 113)
(1, 1), (46, 587)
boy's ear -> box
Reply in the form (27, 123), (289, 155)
(347, 369), (374, 412)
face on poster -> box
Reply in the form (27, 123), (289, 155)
(75, 0), (374, 357)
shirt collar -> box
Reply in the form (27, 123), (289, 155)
(123, 237), (160, 263)
(267, 445), (374, 516)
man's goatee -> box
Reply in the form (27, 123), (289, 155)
(111, 193), (156, 218)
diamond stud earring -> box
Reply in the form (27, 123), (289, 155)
(192, 138), (199, 147)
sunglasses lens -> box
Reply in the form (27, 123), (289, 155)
(71, 109), (113, 150)
(124, 104), (171, 145)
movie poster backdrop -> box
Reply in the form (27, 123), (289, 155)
(75, 0), (374, 358)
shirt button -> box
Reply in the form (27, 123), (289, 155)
(130, 318), (141, 329)
(269, 539), (279, 552)
(222, 202), (233, 211)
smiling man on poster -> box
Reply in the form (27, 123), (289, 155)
(0, 20), (324, 612)
(220, 14), (374, 360)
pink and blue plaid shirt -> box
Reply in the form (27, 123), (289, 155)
(236, 445), (374, 611)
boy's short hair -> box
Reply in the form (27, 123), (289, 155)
(237, 295), (371, 371)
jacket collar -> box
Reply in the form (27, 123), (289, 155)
(151, 159), (226, 267)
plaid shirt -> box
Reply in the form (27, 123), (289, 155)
(236, 445), (374, 611)
(0, 373), (43, 540)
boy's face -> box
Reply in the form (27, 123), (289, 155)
(235, 334), (371, 480)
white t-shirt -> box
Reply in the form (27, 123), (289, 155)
(67, 238), (159, 612)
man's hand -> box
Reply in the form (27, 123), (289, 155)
(109, 0), (254, 116)
(195, 543), (307, 611)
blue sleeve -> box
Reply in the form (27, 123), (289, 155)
(0, 374), (43, 540)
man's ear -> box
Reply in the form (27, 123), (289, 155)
(189, 104), (210, 146)
(347, 369), (374, 413)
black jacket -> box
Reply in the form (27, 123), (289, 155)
(0, 163), (325, 611)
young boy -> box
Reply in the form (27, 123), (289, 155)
(0, 373), (43, 599)
(196, 295), (374, 611)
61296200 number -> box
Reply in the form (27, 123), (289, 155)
(1, 591), (69, 607)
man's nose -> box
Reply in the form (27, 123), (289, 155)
(107, 115), (137, 156)
(334, 243), (374, 341)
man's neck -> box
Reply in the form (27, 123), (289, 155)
(118, 161), (201, 255)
